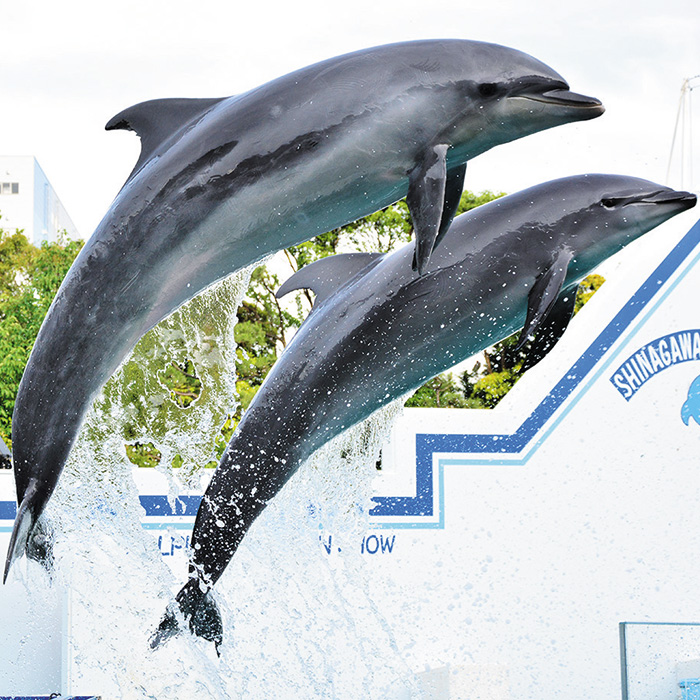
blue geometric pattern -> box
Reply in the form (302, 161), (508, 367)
(0, 495), (204, 532)
(0, 500), (16, 521)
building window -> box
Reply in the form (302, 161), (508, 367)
(1, 182), (19, 195)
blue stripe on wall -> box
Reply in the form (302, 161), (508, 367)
(139, 495), (201, 517)
(0, 496), (202, 522)
(0, 500), (17, 519)
(0, 696), (100, 699)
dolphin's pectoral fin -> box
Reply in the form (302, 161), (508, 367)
(516, 248), (574, 354)
(521, 286), (577, 370)
(150, 578), (223, 655)
(408, 144), (450, 275)
(433, 162), (467, 252)
(276, 252), (385, 307)
(106, 97), (227, 183)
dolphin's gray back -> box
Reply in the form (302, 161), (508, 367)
(229, 191), (554, 466)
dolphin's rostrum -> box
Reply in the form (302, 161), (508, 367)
(5, 39), (604, 581)
(151, 175), (696, 650)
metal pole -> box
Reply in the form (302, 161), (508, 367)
(667, 80), (686, 185)
(668, 76), (700, 188)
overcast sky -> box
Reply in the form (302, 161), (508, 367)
(2, 0), (699, 238)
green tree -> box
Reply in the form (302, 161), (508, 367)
(575, 273), (605, 312)
(338, 200), (414, 253)
(455, 190), (506, 214)
(404, 374), (468, 408)
(233, 265), (304, 424)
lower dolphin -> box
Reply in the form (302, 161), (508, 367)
(152, 173), (693, 648)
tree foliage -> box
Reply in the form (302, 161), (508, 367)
(404, 374), (469, 409)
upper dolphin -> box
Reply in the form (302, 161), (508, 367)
(151, 174), (695, 650)
(5, 39), (604, 580)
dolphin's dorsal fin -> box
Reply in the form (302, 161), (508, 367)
(105, 97), (226, 182)
(276, 253), (385, 306)
(515, 248), (574, 354)
(520, 285), (577, 370)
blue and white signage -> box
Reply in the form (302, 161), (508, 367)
(610, 329), (700, 400)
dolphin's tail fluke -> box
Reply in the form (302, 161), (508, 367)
(150, 578), (223, 655)
(3, 489), (36, 583)
(3, 477), (54, 584)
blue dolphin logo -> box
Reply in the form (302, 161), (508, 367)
(681, 375), (700, 425)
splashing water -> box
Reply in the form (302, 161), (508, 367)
(38, 268), (414, 699)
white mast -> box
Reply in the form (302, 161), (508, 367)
(667, 75), (700, 191)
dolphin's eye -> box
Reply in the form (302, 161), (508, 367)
(478, 82), (499, 98)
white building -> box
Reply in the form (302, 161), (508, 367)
(0, 155), (80, 245)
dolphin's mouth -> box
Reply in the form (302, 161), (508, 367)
(604, 190), (697, 210)
(518, 89), (605, 114)
(639, 190), (697, 208)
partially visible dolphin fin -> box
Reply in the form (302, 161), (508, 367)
(521, 286), (577, 370)
(26, 515), (54, 573)
(106, 97), (227, 182)
(408, 144), (450, 275)
(516, 248), (574, 354)
(680, 376), (700, 426)
(276, 252), (385, 306)
(433, 162), (467, 252)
